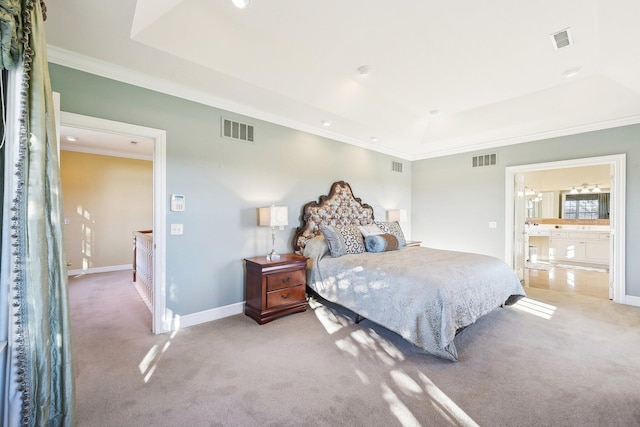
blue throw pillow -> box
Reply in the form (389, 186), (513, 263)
(365, 234), (400, 253)
(375, 221), (406, 247)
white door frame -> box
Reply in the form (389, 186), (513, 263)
(505, 154), (626, 304)
(60, 112), (169, 333)
(513, 173), (526, 281)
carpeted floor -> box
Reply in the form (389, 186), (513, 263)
(69, 271), (640, 427)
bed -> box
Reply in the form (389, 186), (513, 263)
(293, 181), (526, 361)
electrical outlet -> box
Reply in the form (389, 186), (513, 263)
(489, 221), (497, 229)
(170, 224), (183, 235)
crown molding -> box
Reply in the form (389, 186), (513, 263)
(46, 45), (411, 160)
(47, 45), (640, 162)
(410, 114), (640, 161)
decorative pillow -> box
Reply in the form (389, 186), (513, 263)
(303, 235), (330, 259)
(320, 224), (365, 257)
(365, 234), (400, 253)
(375, 221), (406, 247)
(358, 224), (384, 237)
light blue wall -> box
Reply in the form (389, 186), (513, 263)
(49, 64), (412, 316)
(51, 62), (639, 308)
(412, 124), (640, 297)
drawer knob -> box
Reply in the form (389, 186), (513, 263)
(281, 292), (290, 299)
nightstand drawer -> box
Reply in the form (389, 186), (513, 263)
(266, 284), (306, 309)
(266, 269), (305, 292)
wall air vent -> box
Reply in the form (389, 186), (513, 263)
(221, 117), (254, 143)
(392, 161), (403, 173)
(472, 153), (497, 168)
(551, 28), (572, 50)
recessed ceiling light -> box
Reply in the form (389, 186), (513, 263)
(65, 136), (77, 142)
(370, 136), (379, 143)
(321, 120), (331, 127)
(232, 0), (251, 8)
(561, 67), (581, 78)
(357, 65), (373, 77)
(429, 109), (440, 116)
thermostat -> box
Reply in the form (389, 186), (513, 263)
(171, 194), (185, 212)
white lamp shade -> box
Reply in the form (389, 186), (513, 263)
(232, 0), (251, 8)
(258, 206), (288, 227)
(386, 209), (407, 222)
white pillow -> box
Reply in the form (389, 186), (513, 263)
(358, 224), (384, 237)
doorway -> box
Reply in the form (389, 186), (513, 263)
(505, 154), (626, 304)
(60, 112), (169, 334)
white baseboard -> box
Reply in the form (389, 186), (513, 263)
(167, 302), (245, 330)
(624, 295), (640, 308)
(67, 264), (132, 276)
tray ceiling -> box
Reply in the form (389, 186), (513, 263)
(45, 0), (640, 160)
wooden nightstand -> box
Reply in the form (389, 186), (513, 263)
(244, 254), (307, 324)
(405, 241), (422, 247)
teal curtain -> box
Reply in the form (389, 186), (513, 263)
(598, 192), (610, 219)
(1, 1), (75, 426)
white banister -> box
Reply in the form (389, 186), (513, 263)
(133, 230), (153, 311)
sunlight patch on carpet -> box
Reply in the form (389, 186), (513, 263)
(418, 372), (480, 427)
(309, 298), (350, 334)
(381, 369), (481, 426)
(512, 297), (557, 320)
(139, 328), (180, 383)
(382, 382), (423, 427)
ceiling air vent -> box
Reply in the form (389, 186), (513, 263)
(472, 153), (497, 168)
(392, 161), (403, 173)
(221, 117), (254, 143)
(551, 28), (572, 50)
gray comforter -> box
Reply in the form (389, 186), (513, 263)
(306, 244), (526, 361)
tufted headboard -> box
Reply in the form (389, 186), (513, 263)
(293, 181), (375, 254)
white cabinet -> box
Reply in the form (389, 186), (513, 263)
(527, 229), (550, 262)
(549, 230), (609, 266)
(584, 234), (610, 264)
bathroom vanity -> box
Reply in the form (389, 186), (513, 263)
(526, 219), (610, 267)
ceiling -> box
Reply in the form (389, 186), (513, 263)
(60, 126), (154, 160)
(45, 0), (640, 160)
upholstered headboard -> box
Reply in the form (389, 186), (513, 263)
(293, 181), (375, 254)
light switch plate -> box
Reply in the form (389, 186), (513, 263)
(170, 224), (183, 235)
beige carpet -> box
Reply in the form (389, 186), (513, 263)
(69, 271), (640, 427)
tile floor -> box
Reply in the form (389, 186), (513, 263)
(524, 263), (610, 299)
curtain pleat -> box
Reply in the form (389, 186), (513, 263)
(1, 1), (75, 426)
(599, 192), (610, 219)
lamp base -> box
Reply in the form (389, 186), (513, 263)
(267, 250), (280, 261)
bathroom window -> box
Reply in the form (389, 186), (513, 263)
(562, 193), (609, 219)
